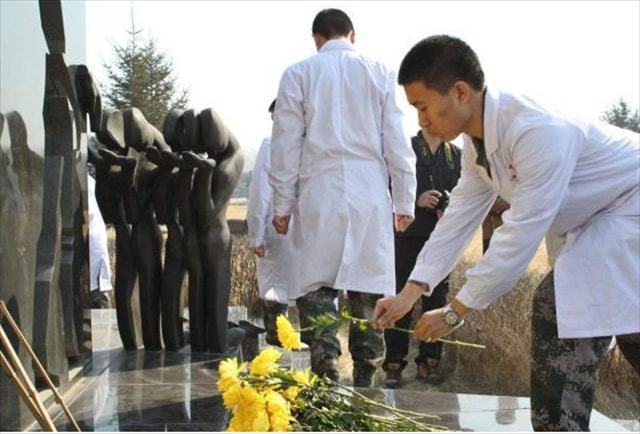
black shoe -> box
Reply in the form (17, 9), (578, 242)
(90, 291), (109, 309)
(417, 358), (445, 385)
(383, 362), (404, 389)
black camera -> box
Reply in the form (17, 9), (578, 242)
(435, 190), (451, 212)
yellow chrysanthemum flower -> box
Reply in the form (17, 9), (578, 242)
(276, 314), (302, 350)
(227, 386), (269, 432)
(265, 390), (293, 432)
(282, 386), (299, 402)
(249, 347), (282, 376)
(252, 407), (271, 431)
(222, 383), (242, 409)
(217, 358), (244, 392)
(292, 369), (311, 385)
(228, 407), (270, 432)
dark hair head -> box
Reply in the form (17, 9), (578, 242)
(268, 99), (276, 114)
(398, 35), (485, 93)
(312, 9), (354, 39)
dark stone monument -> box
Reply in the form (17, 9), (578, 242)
(1, 0), (90, 429)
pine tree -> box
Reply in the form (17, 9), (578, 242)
(601, 99), (639, 133)
(102, 17), (188, 129)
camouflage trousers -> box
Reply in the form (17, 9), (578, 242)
(531, 271), (640, 431)
(262, 299), (288, 345)
(297, 287), (384, 387)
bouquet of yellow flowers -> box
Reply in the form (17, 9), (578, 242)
(217, 315), (447, 432)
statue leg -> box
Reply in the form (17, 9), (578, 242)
(130, 167), (164, 351)
(202, 223), (231, 354)
(188, 158), (230, 353)
(185, 226), (206, 351)
(131, 210), (163, 350)
(161, 220), (185, 351)
(177, 158), (207, 352)
(112, 220), (138, 350)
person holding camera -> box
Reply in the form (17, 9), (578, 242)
(383, 128), (461, 388)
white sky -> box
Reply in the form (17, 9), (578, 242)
(86, 1), (640, 170)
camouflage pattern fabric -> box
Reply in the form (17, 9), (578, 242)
(531, 271), (611, 431)
(347, 291), (384, 386)
(297, 287), (384, 386)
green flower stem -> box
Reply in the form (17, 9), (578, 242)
(298, 315), (485, 349)
(328, 379), (445, 431)
(388, 326), (486, 349)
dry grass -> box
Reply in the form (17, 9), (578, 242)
(229, 234), (261, 318)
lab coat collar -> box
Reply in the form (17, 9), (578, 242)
(483, 87), (501, 157)
(319, 38), (356, 53)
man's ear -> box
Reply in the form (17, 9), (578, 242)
(349, 31), (356, 44)
(453, 81), (472, 103)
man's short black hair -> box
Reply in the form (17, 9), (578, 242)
(312, 8), (354, 39)
(398, 35), (485, 93)
(268, 99), (276, 113)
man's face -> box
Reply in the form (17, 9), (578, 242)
(404, 81), (470, 142)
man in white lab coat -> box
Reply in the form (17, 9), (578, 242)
(270, 9), (416, 386)
(373, 35), (639, 431)
(247, 99), (298, 345)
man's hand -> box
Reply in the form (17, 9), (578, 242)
(416, 190), (442, 209)
(413, 308), (453, 342)
(252, 245), (265, 258)
(413, 299), (472, 342)
(372, 281), (425, 330)
(272, 215), (291, 235)
(394, 214), (415, 232)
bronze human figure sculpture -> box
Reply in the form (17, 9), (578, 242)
(199, 108), (244, 353)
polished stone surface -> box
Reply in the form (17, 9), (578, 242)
(360, 389), (628, 432)
(36, 309), (628, 432)
(48, 349), (228, 431)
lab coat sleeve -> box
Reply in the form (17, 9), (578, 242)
(409, 141), (497, 293)
(269, 66), (305, 216)
(247, 140), (271, 247)
(381, 73), (416, 216)
(457, 124), (580, 309)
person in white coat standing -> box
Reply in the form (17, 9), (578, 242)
(88, 172), (113, 308)
(247, 99), (299, 345)
(373, 35), (639, 431)
(270, 9), (417, 386)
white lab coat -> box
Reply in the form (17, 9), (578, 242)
(247, 138), (299, 304)
(88, 175), (112, 292)
(410, 88), (639, 339)
(270, 39), (416, 297)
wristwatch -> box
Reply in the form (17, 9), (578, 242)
(442, 304), (464, 328)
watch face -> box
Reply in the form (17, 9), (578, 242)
(444, 309), (459, 327)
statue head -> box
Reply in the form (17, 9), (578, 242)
(200, 108), (229, 157)
(181, 109), (203, 154)
(162, 108), (186, 152)
(123, 107), (155, 152)
(96, 109), (126, 152)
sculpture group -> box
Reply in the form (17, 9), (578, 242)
(78, 68), (244, 353)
